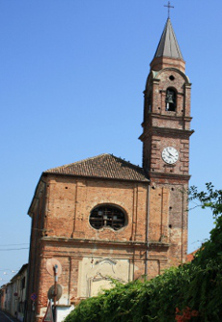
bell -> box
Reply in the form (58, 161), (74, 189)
(166, 93), (174, 104)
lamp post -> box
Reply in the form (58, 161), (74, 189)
(53, 265), (58, 322)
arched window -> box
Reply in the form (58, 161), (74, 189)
(165, 88), (176, 111)
(89, 205), (126, 230)
(147, 97), (152, 113)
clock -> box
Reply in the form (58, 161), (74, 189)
(162, 147), (179, 165)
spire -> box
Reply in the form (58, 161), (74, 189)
(154, 18), (183, 60)
(150, 18), (185, 72)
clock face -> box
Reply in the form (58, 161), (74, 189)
(162, 147), (179, 165)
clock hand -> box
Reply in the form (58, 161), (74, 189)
(167, 148), (173, 157)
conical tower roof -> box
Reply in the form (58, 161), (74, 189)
(154, 18), (183, 60)
(150, 18), (185, 72)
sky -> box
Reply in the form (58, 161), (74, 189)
(0, 0), (222, 286)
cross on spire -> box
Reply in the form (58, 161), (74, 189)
(164, 1), (174, 18)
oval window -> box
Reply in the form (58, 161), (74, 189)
(89, 205), (126, 231)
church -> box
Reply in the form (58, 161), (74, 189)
(25, 16), (193, 322)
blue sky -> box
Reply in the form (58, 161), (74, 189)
(0, 0), (221, 286)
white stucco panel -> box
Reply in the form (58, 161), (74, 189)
(78, 257), (131, 297)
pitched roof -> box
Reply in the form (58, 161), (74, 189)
(154, 18), (183, 60)
(186, 249), (199, 262)
(45, 153), (148, 182)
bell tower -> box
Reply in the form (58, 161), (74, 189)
(140, 17), (193, 266)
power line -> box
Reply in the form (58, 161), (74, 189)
(0, 243), (29, 246)
(0, 248), (29, 251)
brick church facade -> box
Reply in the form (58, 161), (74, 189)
(25, 18), (193, 322)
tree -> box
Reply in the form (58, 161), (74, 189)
(189, 182), (222, 217)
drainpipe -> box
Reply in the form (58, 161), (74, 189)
(145, 183), (150, 278)
(53, 264), (58, 322)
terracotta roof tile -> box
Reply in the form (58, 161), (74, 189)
(45, 154), (148, 182)
(186, 249), (198, 262)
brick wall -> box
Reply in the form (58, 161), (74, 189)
(26, 173), (188, 322)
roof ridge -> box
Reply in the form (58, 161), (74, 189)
(45, 153), (110, 172)
(44, 153), (148, 182)
(46, 153), (143, 172)
(111, 155), (143, 170)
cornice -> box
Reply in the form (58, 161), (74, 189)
(28, 178), (46, 218)
(151, 113), (192, 122)
(152, 126), (194, 137)
(41, 237), (170, 250)
(148, 171), (191, 181)
(140, 126), (194, 141)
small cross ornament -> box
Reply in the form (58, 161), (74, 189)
(164, 1), (174, 18)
